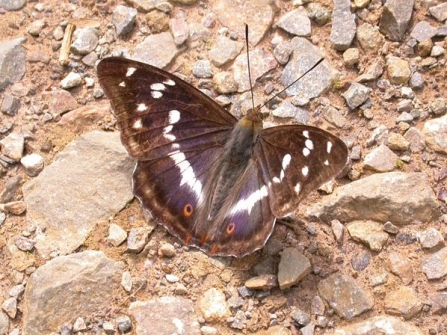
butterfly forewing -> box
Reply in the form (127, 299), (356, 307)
(97, 57), (237, 161)
(256, 125), (348, 217)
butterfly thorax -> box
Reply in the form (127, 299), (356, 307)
(203, 115), (263, 222)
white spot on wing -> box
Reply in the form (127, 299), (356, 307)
(151, 91), (163, 99)
(137, 103), (147, 112)
(231, 185), (268, 215)
(303, 130), (309, 138)
(163, 79), (175, 86)
(294, 183), (301, 194)
(150, 83), (166, 91)
(303, 147), (310, 157)
(133, 119), (142, 129)
(119, 81), (126, 87)
(163, 125), (175, 142)
(170, 151), (203, 201)
(126, 67), (136, 77)
(324, 159), (329, 165)
(327, 141), (333, 153)
(282, 154), (291, 170)
(273, 177), (280, 183)
(302, 166), (309, 177)
(169, 110), (181, 124)
(305, 139), (314, 150)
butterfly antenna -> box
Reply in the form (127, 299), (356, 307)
(259, 58), (324, 110)
(245, 25), (256, 113)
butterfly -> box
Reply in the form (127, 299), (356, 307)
(97, 57), (348, 257)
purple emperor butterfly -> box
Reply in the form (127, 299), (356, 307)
(97, 57), (348, 257)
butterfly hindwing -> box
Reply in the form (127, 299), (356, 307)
(255, 125), (348, 217)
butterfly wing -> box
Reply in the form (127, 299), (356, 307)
(255, 125), (348, 217)
(97, 57), (238, 249)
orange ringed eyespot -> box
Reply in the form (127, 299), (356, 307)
(183, 204), (193, 217)
(226, 222), (236, 235)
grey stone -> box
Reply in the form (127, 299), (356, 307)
(122, 271), (132, 292)
(116, 315), (132, 333)
(192, 59), (213, 78)
(60, 72), (83, 89)
(404, 127), (426, 153)
(343, 83), (371, 109)
(277, 7), (311, 37)
(43, 89), (78, 114)
(397, 99), (412, 112)
(112, 5), (137, 36)
(169, 18), (189, 46)
(363, 144), (399, 172)
(0, 37), (26, 91)
(307, 3), (331, 26)
(15, 236), (36, 251)
(22, 131), (135, 258)
(1, 94), (20, 116)
(123, 0), (157, 12)
(351, 250), (371, 272)
(379, 0), (415, 41)
(430, 97), (446, 115)
(133, 32), (184, 69)
(272, 101), (304, 120)
(1, 297), (17, 319)
(281, 37), (333, 99)
(233, 49), (276, 92)
(422, 113), (447, 154)
(211, 0), (274, 46)
(437, 25), (447, 37)
(322, 105), (348, 128)
(429, 292), (447, 315)
(330, 0), (356, 50)
(73, 317), (87, 332)
(209, 35), (243, 67)
(318, 273), (374, 320)
(306, 172), (440, 225)
(0, 0), (26, 10)
(127, 227), (152, 253)
(23, 251), (124, 334)
(27, 19), (46, 37)
(107, 223), (127, 247)
(0, 311), (9, 335)
(356, 59), (384, 82)
(422, 247), (447, 280)
(70, 27), (98, 55)
(0, 176), (22, 203)
(278, 247), (311, 290)
(418, 228), (444, 249)
(410, 21), (438, 42)
(334, 316), (423, 335)
(290, 307), (311, 326)
(20, 153), (44, 177)
(273, 41), (293, 65)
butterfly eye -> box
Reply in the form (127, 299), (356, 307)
(226, 222), (236, 235)
(183, 204), (194, 217)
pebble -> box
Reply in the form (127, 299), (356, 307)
(421, 247), (447, 280)
(422, 113), (447, 154)
(192, 59), (213, 78)
(417, 39), (433, 57)
(351, 250), (371, 272)
(343, 48), (359, 67)
(73, 317), (87, 332)
(343, 82), (371, 109)
(386, 133), (410, 151)
(8, 284), (25, 298)
(209, 35), (243, 67)
(1, 94), (20, 116)
(410, 21), (438, 42)
(60, 72), (83, 89)
(379, 0), (415, 41)
(112, 5), (137, 36)
(103, 321), (115, 333)
(174, 283), (188, 295)
(330, 0), (356, 50)
(404, 127), (426, 153)
(169, 18), (189, 46)
(290, 307), (311, 326)
(245, 275), (278, 291)
(431, 45), (445, 57)
(27, 19), (46, 37)
(277, 7), (311, 37)
(429, 3), (447, 22)
(198, 288), (230, 322)
(1, 297), (17, 318)
(418, 228), (444, 249)
(126, 227), (150, 253)
(0, 133), (24, 162)
(347, 220), (389, 252)
(429, 97), (446, 115)
(363, 144), (399, 172)
(383, 221), (399, 234)
(0, 0), (26, 10)
(397, 99), (413, 112)
(369, 273), (388, 287)
(213, 72), (238, 94)
(429, 292), (447, 315)
(386, 56), (411, 85)
(20, 153), (45, 177)
(116, 315), (132, 333)
(331, 219), (344, 244)
(0, 312), (9, 335)
(273, 41), (293, 65)
(122, 271), (132, 292)
(107, 223), (127, 247)
(145, 10), (170, 33)
(70, 27), (99, 55)
(384, 286), (422, 319)
(278, 247), (311, 290)
(356, 23), (385, 53)
(165, 274), (179, 283)
(15, 236), (35, 251)
(388, 251), (413, 285)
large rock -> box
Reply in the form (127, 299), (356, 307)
(306, 172), (439, 225)
(23, 251), (124, 334)
(334, 315), (423, 335)
(22, 131), (135, 258)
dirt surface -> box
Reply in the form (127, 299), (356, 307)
(1, 0), (447, 334)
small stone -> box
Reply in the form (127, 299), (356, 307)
(386, 56), (411, 85)
(347, 220), (389, 252)
(209, 36), (243, 67)
(1, 94), (20, 116)
(73, 317), (87, 332)
(61, 72), (83, 89)
(107, 223), (127, 246)
(363, 144), (399, 172)
(122, 271), (132, 292)
(430, 98), (446, 116)
(417, 39), (433, 57)
(343, 48), (359, 67)
(278, 247), (311, 290)
(27, 19), (46, 37)
(331, 219), (344, 244)
(404, 127), (426, 153)
(15, 236), (35, 251)
(277, 7), (311, 37)
(103, 321), (115, 333)
(70, 27), (99, 55)
(1, 201), (26, 215)
(383, 221), (399, 234)
(245, 275), (278, 291)
(387, 133), (410, 151)
(145, 10), (170, 34)
(213, 72), (238, 94)
(290, 307), (311, 326)
(127, 227), (150, 253)
(198, 288), (230, 322)
(369, 273), (388, 287)
(174, 283), (188, 295)
(159, 243), (176, 257)
(192, 60), (213, 78)
(396, 99), (413, 112)
(112, 5), (137, 36)
(379, 0), (415, 41)
(431, 45), (445, 57)
(384, 286), (422, 319)
(421, 247), (447, 280)
(410, 21), (438, 42)
(330, 0), (356, 50)
(343, 83), (371, 109)
(201, 326), (218, 335)
(20, 153), (45, 177)
(422, 114), (447, 154)
(357, 23), (385, 53)
(429, 292), (447, 315)
(0, 132), (24, 161)
(1, 297), (17, 318)
(410, 72), (424, 89)
(351, 250), (371, 272)
(1, 0), (26, 10)
(169, 18), (189, 46)
(116, 315), (132, 333)
(388, 251), (413, 285)
(419, 228), (444, 249)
